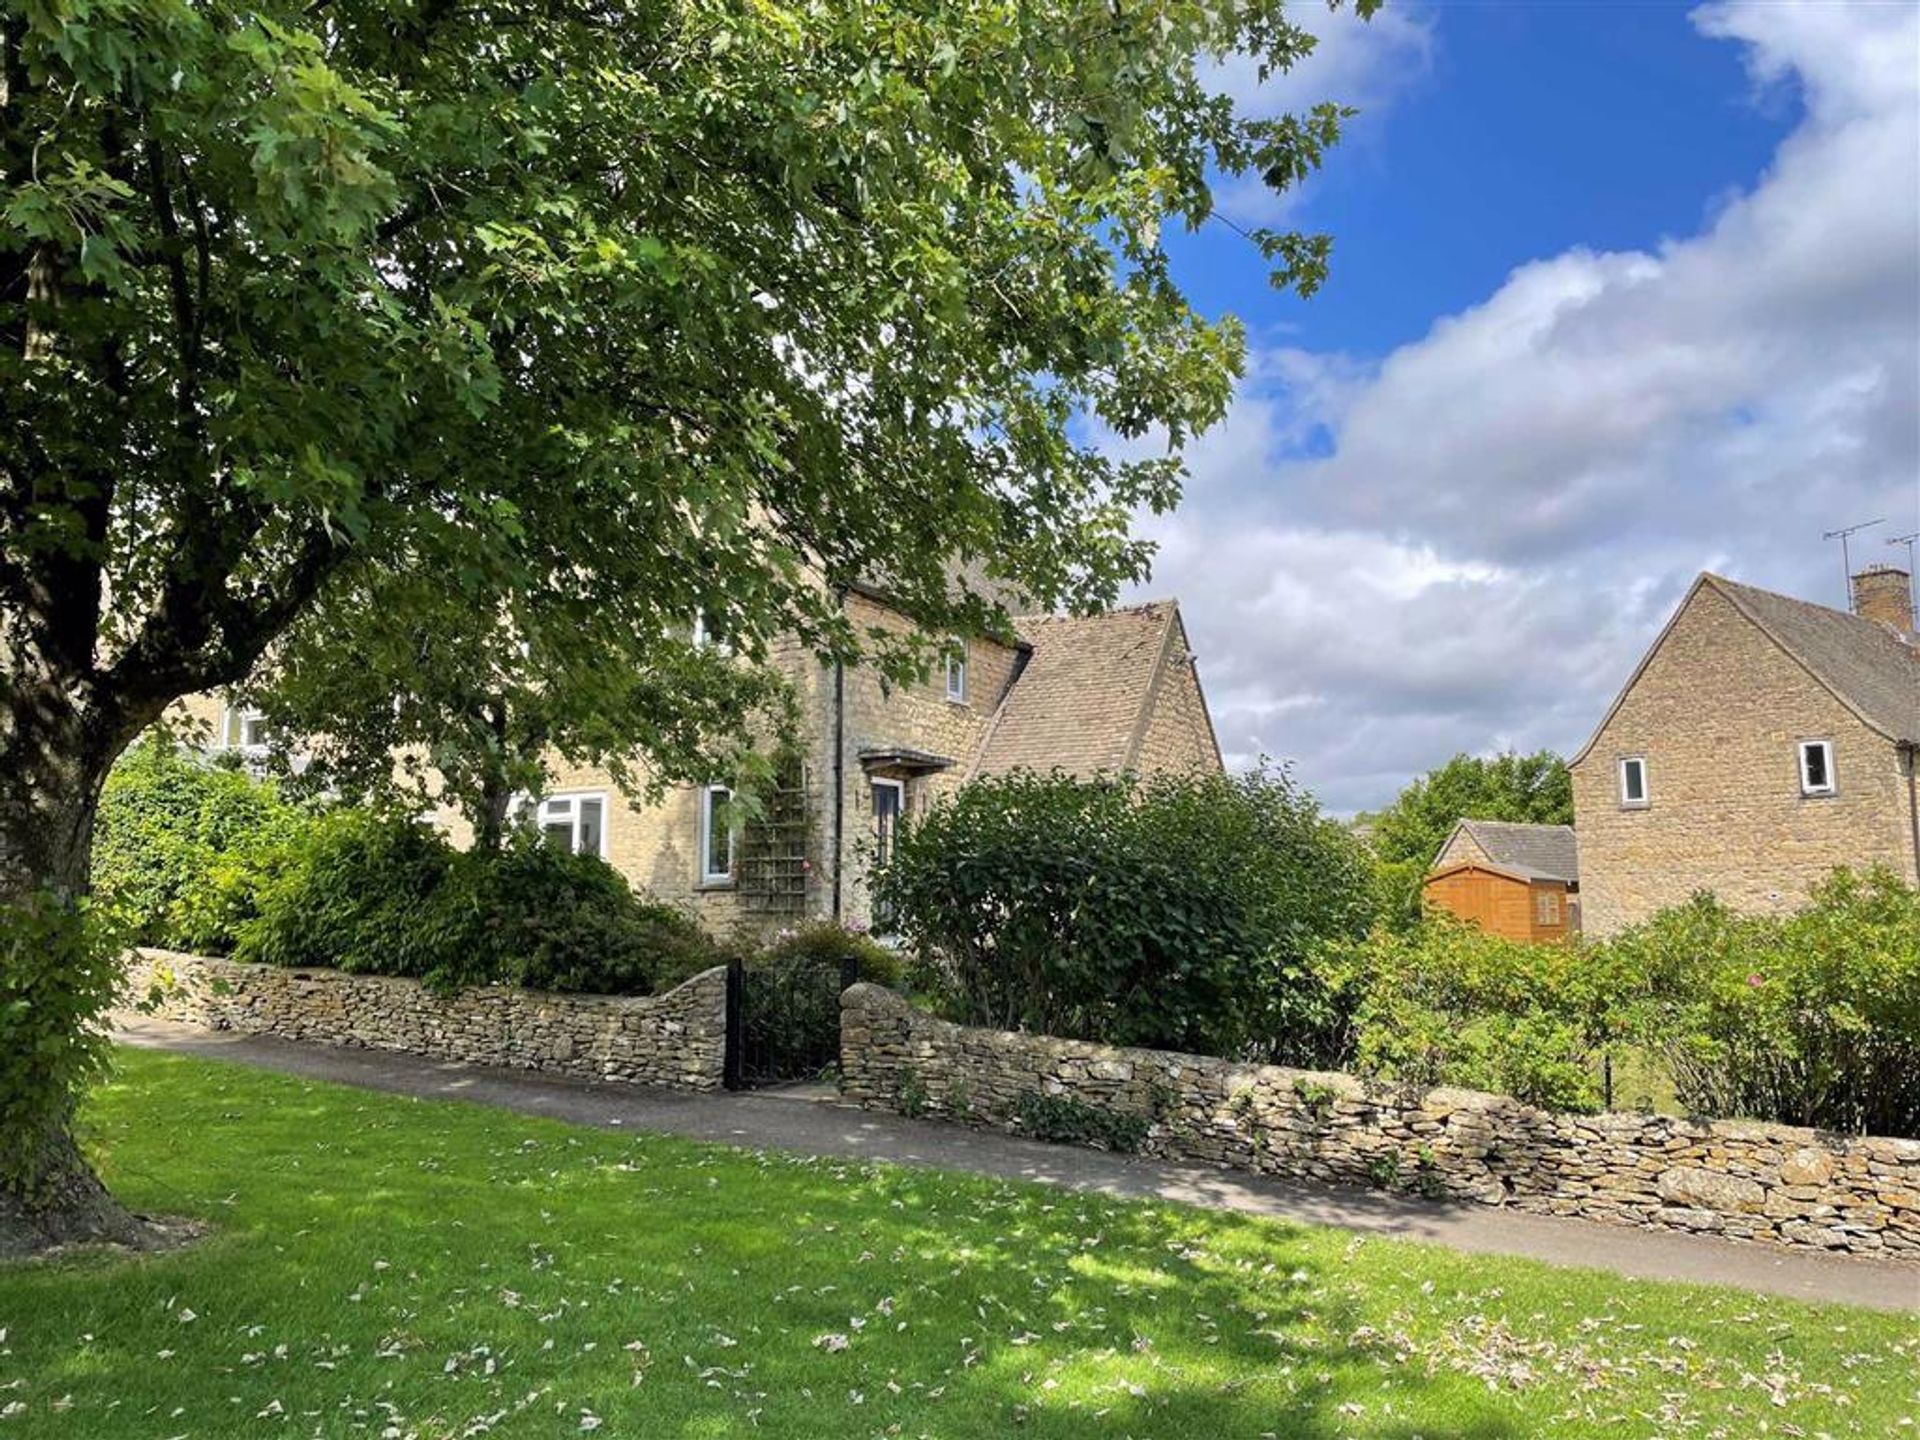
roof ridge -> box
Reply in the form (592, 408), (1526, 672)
(1012, 598), (1174, 624)
(1701, 573), (1919, 744)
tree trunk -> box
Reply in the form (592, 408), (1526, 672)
(0, 698), (148, 1256)
(475, 767), (512, 854)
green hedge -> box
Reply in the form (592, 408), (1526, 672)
(94, 744), (728, 996)
(1609, 868), (1920, 1137)
(1321, 919), (1628, 1112)
(93, 738), (309, 945)
(1327, 867), (1920, 1134)
(874, 766), (1375, 1065)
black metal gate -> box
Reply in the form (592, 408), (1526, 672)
(723, 955), (860, 1089)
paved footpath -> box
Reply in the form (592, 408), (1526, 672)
(116, 1015), (1920, 1314)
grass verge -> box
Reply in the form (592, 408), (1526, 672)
(0, 1048), (1913, 1438)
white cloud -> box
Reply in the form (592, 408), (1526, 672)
(1132, 0), (1920, 814)
(1210, 3), (1436, 119)
(1208, 3), (1436, 226)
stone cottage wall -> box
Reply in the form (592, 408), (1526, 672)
(841, 984), (1920, 1258)
(1570, 581), (1918, 936)
(125, 949), (729, 1091)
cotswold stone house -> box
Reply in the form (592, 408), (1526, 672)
(1570, 566), (1920, 936)
(185, 591), (1222, 934)
(1423, 819), (1579, 942)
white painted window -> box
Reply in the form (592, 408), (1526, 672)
(219, 705), (273, 754)
(536, 793), (607, 858)
(871, 778), (905, 869)
(692, 610), (731, 655)
(699, 784), (736, 885)
(1797, 739), (1836, 797)
(1618, 756), (1648, 808)
(1535, 891), (1561, 926)
(943, 639), (968, 703)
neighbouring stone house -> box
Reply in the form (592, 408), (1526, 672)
(178, 590), (1223, 934)
(1422, 819), (1579, 942)
(1570, 565), (1920, 937)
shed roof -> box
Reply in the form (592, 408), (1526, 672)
(1437, 819), (1579, 884)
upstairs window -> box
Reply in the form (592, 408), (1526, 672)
(1618, 755), (1648, 808)
(943, 639), (968, 703)
(699, 784), (736, 886)
(537, 793), (606, 858)
(1798, 740), (1836, 797)
(692, 611), (731, 655)
(220, 706), (273, 754)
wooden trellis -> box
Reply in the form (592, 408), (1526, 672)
(736, 758), (810, 917)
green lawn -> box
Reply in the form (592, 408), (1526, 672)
(0, 1052), (1913, 1439)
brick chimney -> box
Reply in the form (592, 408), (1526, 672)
(1851, 564), (1915, 636)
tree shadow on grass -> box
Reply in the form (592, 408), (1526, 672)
(0, 1056), (1579, 1438)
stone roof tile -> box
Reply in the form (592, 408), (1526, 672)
(1446, 819), (1579, 884)
(1706, 575), (1920, 745)
(971, 602), (1177, 778)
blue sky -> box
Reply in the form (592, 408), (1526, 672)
(1119, 0), (1920, 814)
(1179, 4), (1792, 355)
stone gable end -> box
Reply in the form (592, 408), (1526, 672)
(1572, 582), (1915, 936)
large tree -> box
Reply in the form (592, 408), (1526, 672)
(1, 0), (1373, 1250)
(1361, 750), (1575, 923)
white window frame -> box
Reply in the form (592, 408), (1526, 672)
(692, 610), (731, 655)
(219, 704), (273, 756)
(698, 784), (736, 887)
(1535, 890), (1561, 926)
(943, 638), (968, 703)
(871, 777), (906, 868)
(1618, 755), (1649, 809)
(1797, 739), (1836, 798)
(533, 791), (609, 859)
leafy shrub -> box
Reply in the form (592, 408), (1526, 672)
(761, 920), (902, 987)
(734, 923), (900, 1084)
(448, 839), (727, 995)
(1611, 868), (1920, 1136)
(877, 766), (1373, 1064)
(97, 752), (731, 997)
(1012, 1091), (1150, 1153)
(232, 811), (459, 979)
(1325, 919), (1618, 1113)
(92, 738), (307, 944)
(0, 895), (124, 1197)
(227, 816), (734, 995)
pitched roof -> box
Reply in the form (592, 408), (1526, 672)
(971, 600), (1189, 778)
(1705, 575), (1920, 745)
(1437, 819), (1579, 884)
(1573, 572), (1920, 763)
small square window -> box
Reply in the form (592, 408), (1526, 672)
(943, 640), (968, 703)
(699, 784), (736, 886)
(1618, 756), (1648, 808)
(1798, 740), (1835, 797)
(1535, 891), (1561, 926)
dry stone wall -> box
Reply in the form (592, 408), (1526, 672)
(125, 949), (729, 1091)
(841, 984), (1920, 1258)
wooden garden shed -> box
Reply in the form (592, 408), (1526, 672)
(1422, 819), (1579, 943)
